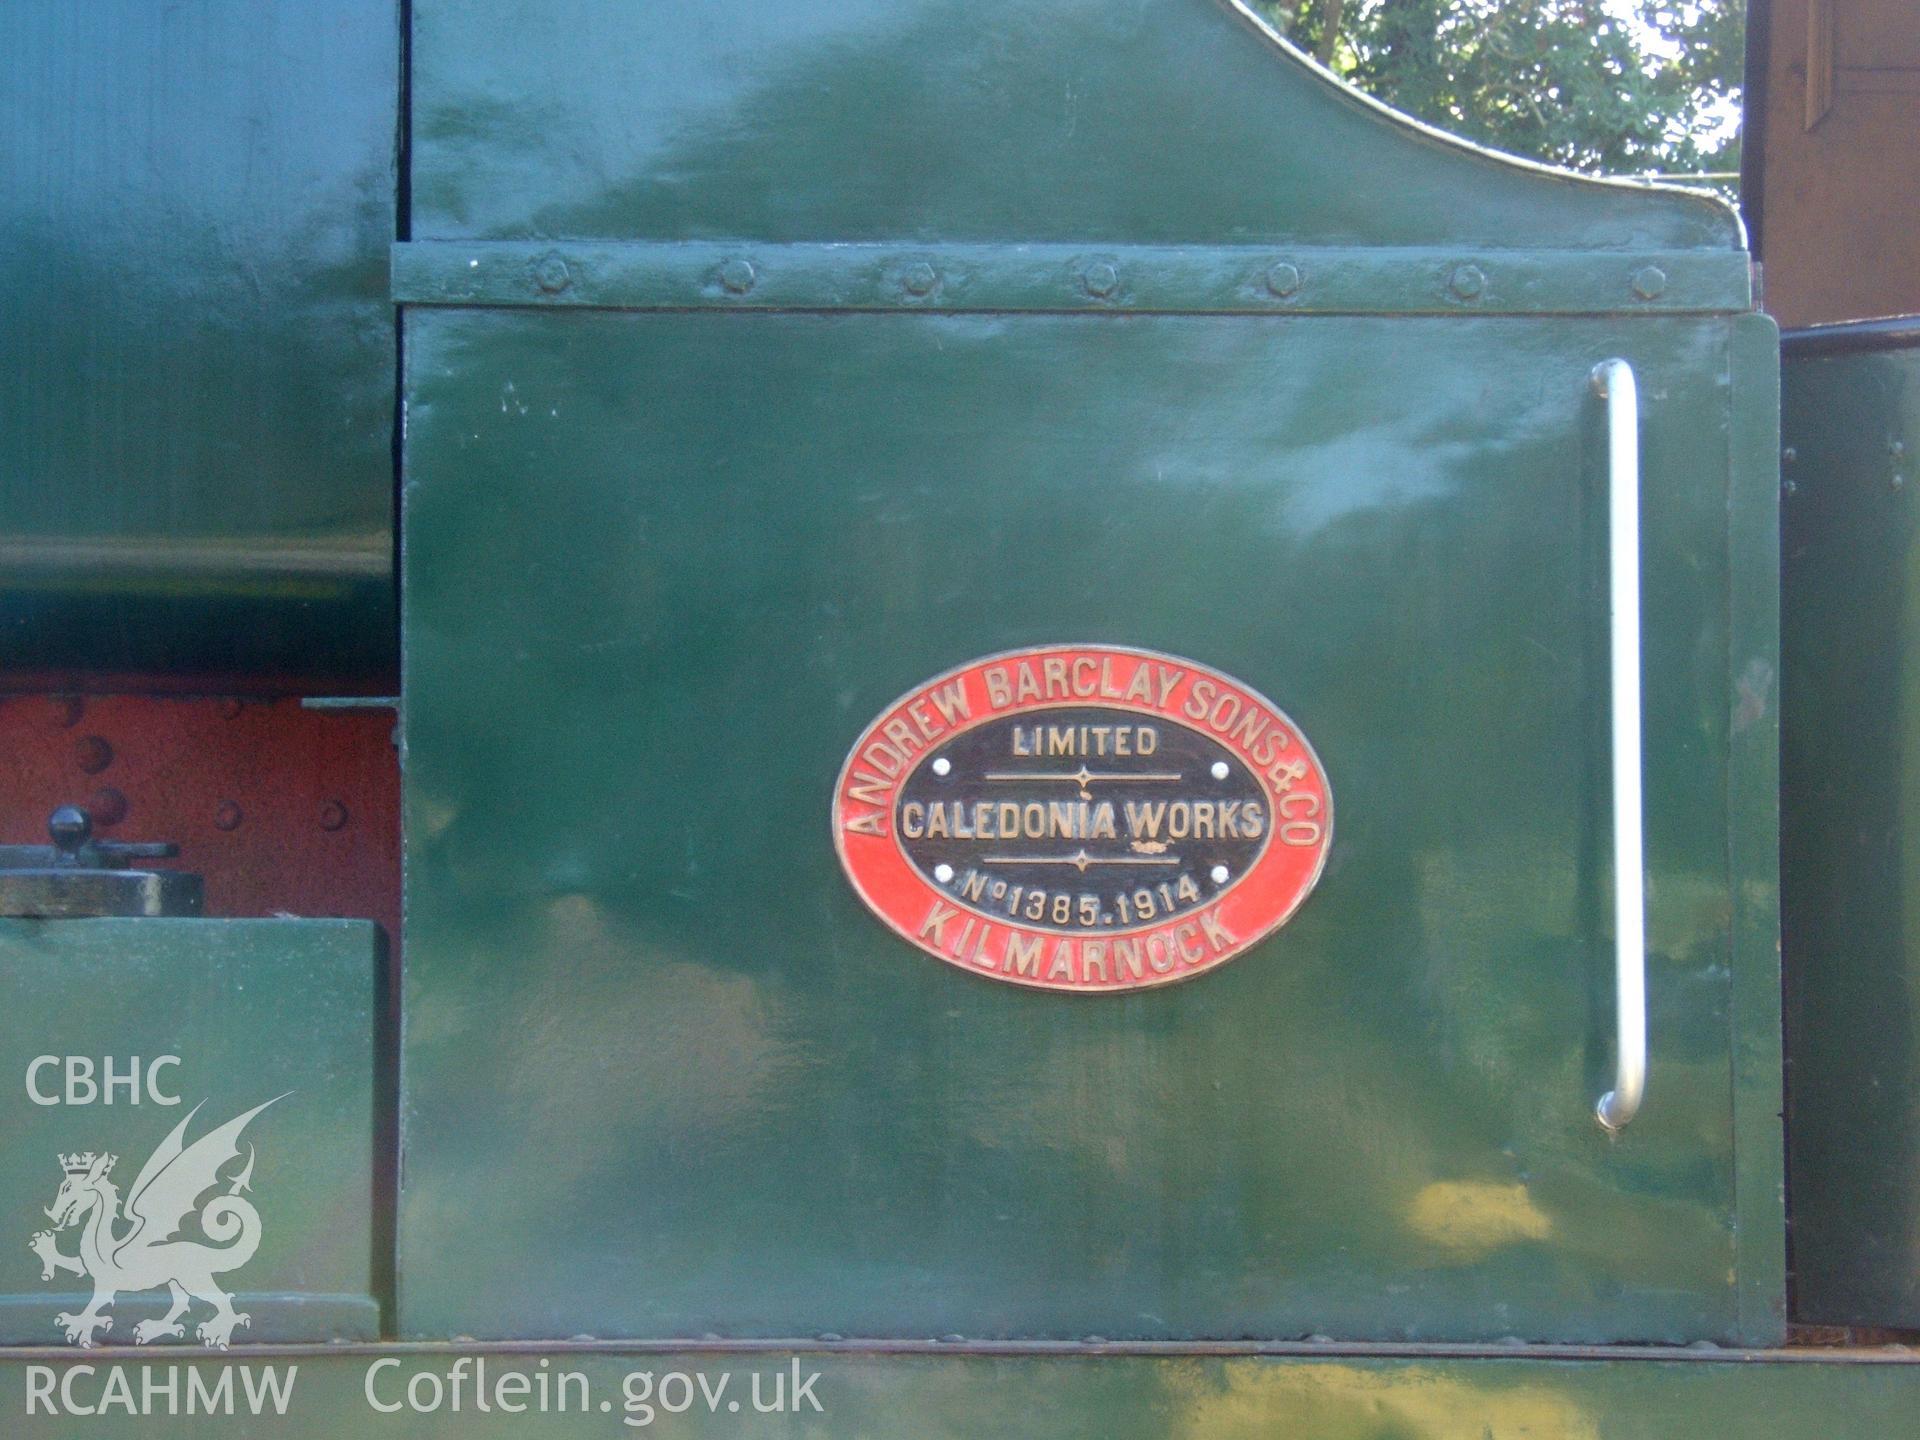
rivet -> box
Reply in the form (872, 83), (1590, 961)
(718, 258), (756, 295)
(1632, 265), (1668, 300)
(218, 697), (245, 720)
(1083, 262), (1119, 299)
(1896, 474), (1908, 491)
(1449, 264), (1486, 300)
(319, 800), (350, 832)
(1894, 439), (1909, 458)
(533, 252), (572, 295)
(51, 695), (84, 729)
(1782, 447), (1798, 465)
(901, 262), (937, 297)
(1265, 262), (1301, 298)
(75, 735), (114, 775)
(89, 787), (128, 828)
(1782, 478), (1798, 497)
(214, 801), (244, 832)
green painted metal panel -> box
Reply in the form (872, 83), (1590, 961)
(408, 0), (1740, 254)
(9, 1345), (1920, 1435)
(1780, 332), (1920, 1327)
(0, 1), (398, 686)
(399, 308), (1772, 1343)
(0, 920), (388, 1343)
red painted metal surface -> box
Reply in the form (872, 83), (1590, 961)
(0, 694), (398, 941)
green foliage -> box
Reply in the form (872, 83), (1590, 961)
(1247, 0), (1743, 176)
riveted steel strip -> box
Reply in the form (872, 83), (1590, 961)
(392, 241), (1751, 315)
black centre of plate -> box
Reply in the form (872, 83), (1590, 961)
(895, 707), (1268, 934)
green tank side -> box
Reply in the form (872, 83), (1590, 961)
(395, 0), (1779, 1345)
(0, 0), (398, 687)
(1781, 321), (1920, 1327)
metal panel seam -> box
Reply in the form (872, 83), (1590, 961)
(390, 240), (1753, 315)
(1726, 310), (1788, 1343)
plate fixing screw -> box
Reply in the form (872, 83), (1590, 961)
(533, 252), (572, 295)
(75, 735), (113, 775)
(1265, 262), (1301, 299)
(901, 262), (937, 297)
(319, 800), (350, 832)
(1632, 265), (1668, 300)
(1083, 262), (1119, 299)
(1449, 264), (1485, 300)
(718, 258), (756, 295)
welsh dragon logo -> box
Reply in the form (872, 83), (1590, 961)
(27, 1097), (283, 1349)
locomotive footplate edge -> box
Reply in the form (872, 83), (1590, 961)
(6, 1341), (1920, 1436)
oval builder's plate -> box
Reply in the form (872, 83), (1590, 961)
(833, 645), (1332, 992)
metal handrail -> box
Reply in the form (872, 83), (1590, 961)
(1592, 358), (1647, 1133)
